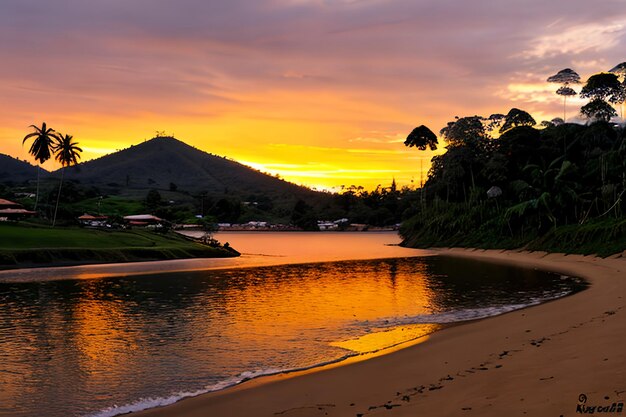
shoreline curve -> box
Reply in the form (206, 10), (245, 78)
(130, 248), (625, 417)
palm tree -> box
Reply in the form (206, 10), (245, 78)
(52, 134), (82, 227)
(22, 122), (60, 210)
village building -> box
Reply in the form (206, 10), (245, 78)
(0, 198), (36, 221)
(77, 213), (109, 228)
(123, 214), (164, 227)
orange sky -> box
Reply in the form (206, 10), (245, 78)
(1, 1), (625, 191)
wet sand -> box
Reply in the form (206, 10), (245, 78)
(134, 248), (626, 417)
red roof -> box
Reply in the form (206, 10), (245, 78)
(0, 198), (21, 208)
(129, 221), (149, 226)
(78, 213), (108, 220)
(0, 208), (36, 215)
(124, 214), (162, 222)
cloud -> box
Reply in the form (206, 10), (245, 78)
(520, 20), (626, 60)
(2, 0), (626, 189)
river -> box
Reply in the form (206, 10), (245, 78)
(0, 232), (585, 417)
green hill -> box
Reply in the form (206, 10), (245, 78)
(60, 136), (325, 201)
(0, 153), (43, 184)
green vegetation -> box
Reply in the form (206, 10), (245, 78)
(0, 223), (237, 268)
(400, 65), (626, 256)
(59, 136), (324, 201)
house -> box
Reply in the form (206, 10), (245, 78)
(77, 213), (109, 228)
(317, 221), (338, 231)
(123, 214), (164, 227)
(0, 198), (36, 221)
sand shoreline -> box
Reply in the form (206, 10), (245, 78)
(132, 248), (625, 417)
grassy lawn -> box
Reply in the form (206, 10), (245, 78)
(0, 223), (237, 268)
(0, 223), (187, 249)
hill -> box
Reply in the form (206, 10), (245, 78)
(61, 136), (325, 201)
(0, 153), (42, 184)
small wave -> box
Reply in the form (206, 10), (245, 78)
(85, 368), (282, 417)
(85, 354), (361, 417)
(357, 291), (572, 328)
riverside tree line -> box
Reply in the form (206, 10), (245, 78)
(401, 63), (626, 255)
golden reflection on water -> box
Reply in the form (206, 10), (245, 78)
(330, 323), (439, 354)
(0, 232), (429, 283)
(209, 260), (437, 352)
(72, 287), (139, 366)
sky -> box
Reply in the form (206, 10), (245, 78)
(1, 0), (625, 191)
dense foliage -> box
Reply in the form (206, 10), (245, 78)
(400, 119), (626, 255)
(402, 65), (626, 255)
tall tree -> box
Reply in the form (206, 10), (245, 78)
(499, 108), (536, 134)
(439, 116), (487, 147)
(52, 134), (82, 227)
(22, 122), (60, 210)
(580, 73), (624, 103)
(580, 73), (623, 122)
(404, 125), (438, 150)
(547, 68), (581, 120)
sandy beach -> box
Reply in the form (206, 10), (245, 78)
(133, 248), (625, 417)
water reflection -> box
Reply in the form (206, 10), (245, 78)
(0, 257), (585, 417)
(0, 232), (420, 283)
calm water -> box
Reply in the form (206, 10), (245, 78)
(0, 234), (586, 417)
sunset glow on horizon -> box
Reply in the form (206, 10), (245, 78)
(2, 0), (625, 190)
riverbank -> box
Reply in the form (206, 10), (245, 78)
(0, 232), (420, 282)
(400, 213), (626, 258)
(134, 248), (625, 417)
(0, 223), (238, 270)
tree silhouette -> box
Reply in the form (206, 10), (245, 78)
(500, 108), (536, 134)
(145, 189), (162, 211)
(52, 134), (82, 226)
(439, 116), (487, 148)
(580, 99), (617, 122)
(547, 68), (581, 120)
(22, 122), (60, 210)
(404, 125), (438, 150)
(580, 73), (623, 122)
(580, 73), (624, 104)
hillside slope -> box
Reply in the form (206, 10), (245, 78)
(61, 136), (323, 200)
(0, 154), (42, 183)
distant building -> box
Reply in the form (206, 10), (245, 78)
(317, 221), (338, 231)
(123, 214), (164, 227)
(0, 198), (36, 221)
(317, 218), (349, 231)
(77, 213), (109, 228)
(246, 221), (268, 228)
